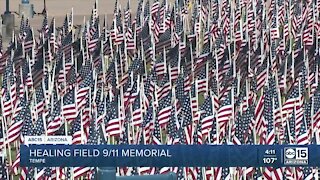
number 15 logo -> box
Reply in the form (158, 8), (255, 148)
(295, 148), (308, 160)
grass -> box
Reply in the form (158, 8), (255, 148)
(4, 148), (20, 180)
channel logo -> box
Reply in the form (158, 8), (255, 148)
(284, 147), (308, 165)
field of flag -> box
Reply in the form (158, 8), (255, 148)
(0, 0), (320, 179)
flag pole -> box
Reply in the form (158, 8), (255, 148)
(274, 70), (285, 143)
(1, 116), (9, 178)
(0, 101), (12, 178)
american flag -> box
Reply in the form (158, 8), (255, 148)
(11, 104), (31, 176)
(47, 100), (63, 135)
(297, 115), (309, 145)
(263, 85), (284, 179)
(156, 29), (171, 51)
(131, 95), (143, 127)
(264, 86), (276, 145)
(143, 0), (151, 24)
(155, 53), (166, 76)
(217, 91), (233, 142)
(77, 58), (92, 82)
(152, 117), (162, 145)
(47, 17), (57, 49)
(88, 18), (100, 52)
(95, 97), (106, 125)
(41, 13), (49, 36)
(151, 0), (160, 16)
(193, 120), (203, 145)
(69, 114), (83, 144)
(87, 120), (101, 144)
(32, 116), (46, 136)
(141, 104), (155, 143)
(0, 158), (8, 180)
(196, 67), (208, 94)
(157, 92), (172, 128)
(76, 71), (93, 110)
(167, 105), (178, 141)
(233, 106), (254, 145)
(221, 167), (231, 179)
(179, 95), (193, 128)
(256, 60), (268, 91)
(61, 31), (73, 57)
(2, 60), (15, 118)
(105, 100), (121, 136)
(195, 43), (211, 73)
(62, 89), (77, 123)
(175, 73), (186, 102)
(176, 166), (185, 179)
(123, 81), (139, 109)
(199, 95), (214, 136)
(19, 15), (26, 41)
(157, 73), (171, 100)
(7, 98), (30, 143)
(24, 27), (34, 53)
(253, 167), (263, 179)
(32, 57), (45, 87)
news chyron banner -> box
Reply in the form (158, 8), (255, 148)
(20, 143), (320, 167)
(24, 136), (72, 145)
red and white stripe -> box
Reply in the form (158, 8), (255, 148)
(72, 130), (84, 144)
(7, 120), (23, 143)
(76, 87), (90, 111)
(62, 104), (77, 123)
(157, 82), (171, 101)
(217, 104), (233, 141)
(201, 115), (214, 136)
(47, 116), (63, 135)
(73, 167), (92, 179)
(132, 108), (143, 127)
(157, 106), (171, 127)
(106, 118), (122, 136)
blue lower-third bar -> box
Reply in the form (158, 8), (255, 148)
(20, 145), (320, 167)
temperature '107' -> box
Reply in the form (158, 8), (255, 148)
(263, 157), (277, 164)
